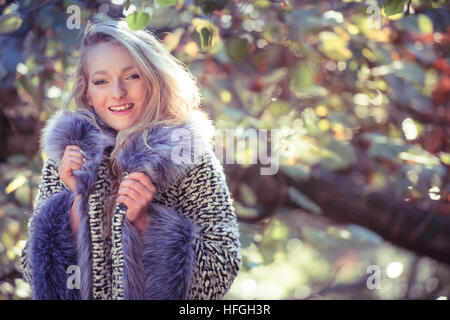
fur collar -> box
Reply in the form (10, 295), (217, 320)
(41, 109), (216, 193)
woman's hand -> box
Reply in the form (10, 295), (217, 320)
(58, 145), (86, 193)
(117, 172), (156, 235)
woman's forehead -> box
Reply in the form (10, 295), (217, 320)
(86, 42), (137, 76)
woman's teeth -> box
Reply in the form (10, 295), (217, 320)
(109, 103), (134, 111)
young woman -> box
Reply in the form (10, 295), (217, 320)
(20, 19), (241, 300)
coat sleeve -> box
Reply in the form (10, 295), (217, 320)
(178, 152), (242, 299)
(121, 151), (241, 300)
(20, 158), (79, 299)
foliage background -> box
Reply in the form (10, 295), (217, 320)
(0, 0), (449, 299)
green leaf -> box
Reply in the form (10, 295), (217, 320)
(288, 187), (321, 214)
(290, 61), (328, 99)
(417, 14), (433, 34)
(254, 0), (271, 9)
(192, 19), (219, 50)
(440, 152), (450, 165)
(281, 164), (311, 182)
(318, 31), (352, 61)
(239, 184), (257, 206)
(14, 183), (31, 207)
(267, 100), (290, 116)
(394, 15), (420, 32)
(290, 62), (315, 91)
(262, 20), (286, 44)
(383, 0), (406, 17)
(157, 0), (177, 7)
(301, 107), (320, 136)
(126, 11), (150, 30)
(321, 139), (357, 170)
(124, 0), (132, 10)
(0, 13), (22, 34)
(200, 27), (212, 48)
(391, 60), (425, 85)
(364, 133), (409, 163)
(302, 226), (331, 248)
(226, 37), (251, 63)
(234, 201), (260, 220)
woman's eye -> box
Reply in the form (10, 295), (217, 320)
(94, 80), (107, 86)
(127, 74), (140, 80)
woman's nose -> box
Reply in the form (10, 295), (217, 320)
(112, 81), (126, 99)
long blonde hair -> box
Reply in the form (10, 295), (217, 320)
(64, 18), (203, 238)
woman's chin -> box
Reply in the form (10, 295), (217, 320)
(107, 121), (134, 132)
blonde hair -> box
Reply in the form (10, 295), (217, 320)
(64, 18), (203, 239)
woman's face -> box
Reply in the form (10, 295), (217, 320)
(85, 42), (148, 131)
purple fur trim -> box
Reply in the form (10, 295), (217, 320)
(122, 218), (145, 299)
(41, 109), (215, 190)
(41, 110), (115, 195)
(30, 189), (80, 299)
(114, 125), (192, 188)
(75, 193), (93, 300)
(121, 203), (198, 299)
(143, 203), (199, 299)
(114, 110), (216, 189)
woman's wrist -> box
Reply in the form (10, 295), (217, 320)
(131, 211), (151, 236)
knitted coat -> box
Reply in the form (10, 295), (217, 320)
(20, 109), (241, 300)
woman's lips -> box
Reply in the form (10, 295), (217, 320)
(108, 103), (134, 116)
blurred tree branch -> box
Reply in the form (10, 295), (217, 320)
(232, 161), (450, 265)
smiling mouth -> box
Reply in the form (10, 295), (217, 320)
(108, 103), (134, 112)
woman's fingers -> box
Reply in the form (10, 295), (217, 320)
(68, 151), (85, 161)
(118, 185), (142, 203)
(62, 145), (86, 169)
(69, 160), (83, 171)
(66, 145), (85, 160)
(117, 173), (155, 225)
(120, 179), (153, 201)
(67, 155), (84, 166)
(126, 172), (156, 194)
(60, 157), (83, 173)
(65, 144), (81, 153)
(116, 195), (132, 210)
(117, 195), (142, 223)
(58, 145), (86, 193)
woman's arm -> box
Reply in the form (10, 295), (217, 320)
(20, 158), (68, 284)
(70, 194), (82, 238)
(20, 158), (79, 299)
(178, 152), (242, 299)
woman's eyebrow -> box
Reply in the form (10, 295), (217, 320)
(91, 65), (136, 77)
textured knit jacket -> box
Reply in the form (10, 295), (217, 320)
(20, 109), (242, 300)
